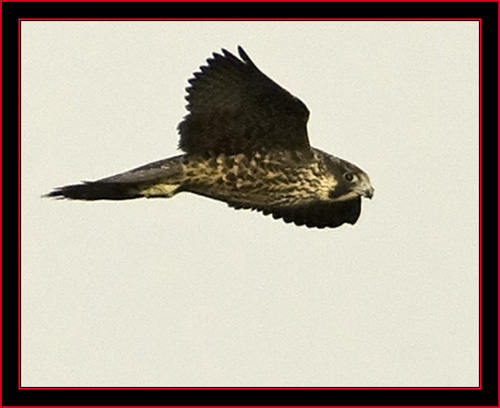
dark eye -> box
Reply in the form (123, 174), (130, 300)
(344, 172), (354, 182)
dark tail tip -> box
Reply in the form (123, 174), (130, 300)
(45, 181), (142, 201)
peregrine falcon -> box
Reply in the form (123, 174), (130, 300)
(47, 46), (374, 229)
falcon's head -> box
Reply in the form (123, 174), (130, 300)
(324, 154), (374, 202)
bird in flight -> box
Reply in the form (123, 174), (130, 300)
(47, 46), (374, 229)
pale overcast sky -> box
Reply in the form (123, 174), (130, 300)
(21, 21), (479, 387)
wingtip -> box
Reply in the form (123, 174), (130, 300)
(221, 46), (251, 62)
(201, 46), (253, 70)
(237, 45), (250, 62)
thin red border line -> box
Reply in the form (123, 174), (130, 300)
(17, 13), (22, 393)
(4, 0), (499, 2)
(0, 0), (3, 399)
(478, 10), (482, 395)
(19, 17), (482, 21)
(17, 17), (483, 392)
(19, 386), (482, 391)
(497, 0), (499, 401)
(16, 16), (484, 393)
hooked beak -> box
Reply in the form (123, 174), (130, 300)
(364, 185), (374, 199)
(356, 179), (374, 199)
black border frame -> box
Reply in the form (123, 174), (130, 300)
(4, 1), (497, 406)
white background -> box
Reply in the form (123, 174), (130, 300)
(21, 21), (479, 387)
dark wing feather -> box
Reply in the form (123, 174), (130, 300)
(178, 46), (310, 155)
(263, 198), (361, 229)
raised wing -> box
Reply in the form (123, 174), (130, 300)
(178, 46), (310, 155)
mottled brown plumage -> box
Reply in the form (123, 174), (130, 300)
(47, 46), (374, 229)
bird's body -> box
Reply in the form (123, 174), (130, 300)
(48, 46), (374, 229)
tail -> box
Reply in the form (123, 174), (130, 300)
(46, 156), (184, 201)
